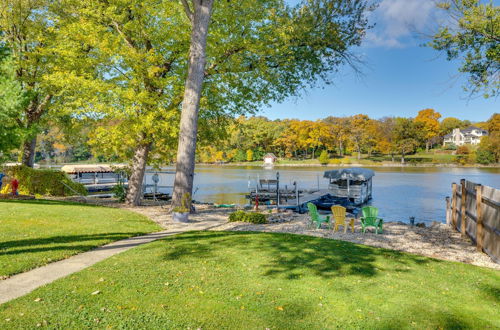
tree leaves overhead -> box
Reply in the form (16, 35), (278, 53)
(0, 46), (25, 157)
(429, 0), (500, 98)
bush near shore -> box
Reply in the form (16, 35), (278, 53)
(2, 165), (87, 196)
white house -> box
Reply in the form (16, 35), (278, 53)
(443, 126), (488, 146)
(263, 153), (277, 165)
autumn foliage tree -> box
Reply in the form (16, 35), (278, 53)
(415, 109), (442, 152)
(348, 114), (372, 160)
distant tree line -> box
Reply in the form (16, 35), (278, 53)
(2, 111), (498, 165)
(197, 111), (499, 164)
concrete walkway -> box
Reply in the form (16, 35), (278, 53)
(0, 217), (226, 305)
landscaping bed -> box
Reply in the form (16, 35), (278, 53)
(0, 194), (35, 200)
(0, 231), (498, 329)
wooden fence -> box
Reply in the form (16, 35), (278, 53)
(446, 179), (500, 263)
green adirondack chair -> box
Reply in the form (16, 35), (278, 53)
(360, 206), (383, 234)
(307, 203), (331, 229)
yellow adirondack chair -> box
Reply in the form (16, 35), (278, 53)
(331, 205), (354, 233)
(0, 183), (11, 194)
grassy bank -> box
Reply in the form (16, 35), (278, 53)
(1, 231), (498, 328)
(0, 200), (160, 277)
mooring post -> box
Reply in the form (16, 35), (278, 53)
(445, 196), (451, 225)
(476, 184), (483, 252)
(276, 172), (280, 209)
(460, 179), (466, 237)
(451, 183), (457, 229)
(294, 181), (299, 206)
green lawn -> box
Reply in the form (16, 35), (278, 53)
(1, 231), (498, 329)
(0, 200), (161, 277)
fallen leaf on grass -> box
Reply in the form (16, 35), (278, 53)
(34, 298), (42, 302)
(91, 290), (100, 295)
(276, 306), (284, 311)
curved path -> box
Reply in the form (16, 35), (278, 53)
(0, 212), (227, 305)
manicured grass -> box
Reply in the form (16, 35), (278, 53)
(0, 200), (161, 277)
(1, 231), (498, 329)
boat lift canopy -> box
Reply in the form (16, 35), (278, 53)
(323, 167), (375, 181)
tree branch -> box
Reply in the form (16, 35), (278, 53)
(204, 47), (245, 76)
(180, 0), (193, 23)
(111, 20), (136, 49)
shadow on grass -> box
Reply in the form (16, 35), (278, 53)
(163, 231), (439, 279)
(375, 309), (476, 330)
(480, 283), (500, 303)
(0, 199), (100, 207)
(0, 232), (146, 256)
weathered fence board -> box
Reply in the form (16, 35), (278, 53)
(447, 180), (499, 263)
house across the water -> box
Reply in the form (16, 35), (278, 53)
(443, 126), (488, 146)
(263, 153), (277, 165)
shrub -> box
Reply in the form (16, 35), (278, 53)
(228, 210), (267, 224)
(456, 145), (470, 155)
(330, 158), (341, 165)
(444, 144), (457, 150)
(341, 158), (351, 164)
(246, 149), (254, 162)
(455, 155), (467, 165)
(3, 165), (87, 196)
(318, 150), (329, 165)
(467, 152), (477, 164)
(229, 210), (246, 222)
(476, 149), (495, 164)
(112, 182), (127, 202)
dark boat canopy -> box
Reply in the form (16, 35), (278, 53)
(323, 167), (375, 181)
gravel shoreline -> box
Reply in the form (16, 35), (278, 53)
(50, 198), (500, 270)
(215, 212), (500, 270)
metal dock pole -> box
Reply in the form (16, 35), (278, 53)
(276, 172), (280, 209)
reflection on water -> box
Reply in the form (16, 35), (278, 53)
(147, 166), (499, 224)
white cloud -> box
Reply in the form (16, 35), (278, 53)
(366, 0), (436, 48)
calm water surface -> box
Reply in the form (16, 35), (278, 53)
(146, 166), (500, 224)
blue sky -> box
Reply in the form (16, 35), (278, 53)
(261, 0), (498, 122)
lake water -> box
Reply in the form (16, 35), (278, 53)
(145, 166), (500, 224)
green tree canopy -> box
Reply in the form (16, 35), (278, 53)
(429, 0), (500, 98)
(0, 0), (57, 166)
(0, 45), (25, 158)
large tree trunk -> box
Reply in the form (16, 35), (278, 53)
(19, 95), (52, 167)
(172, 0), (214, 209)
(21, 136), (37, 167)
(426, 141), (430, 153)
(126, 143), (151, 206)
(339, 140), (343, 157)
